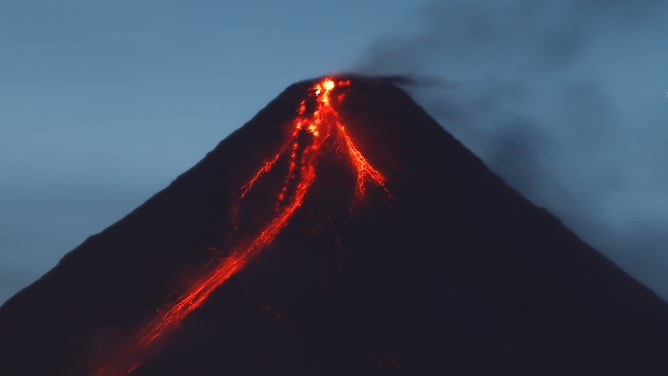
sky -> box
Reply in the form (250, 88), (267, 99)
(1, 0), (666, 303)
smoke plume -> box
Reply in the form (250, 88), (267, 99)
(353, 0), (668, 298)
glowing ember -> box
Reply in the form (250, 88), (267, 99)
(93, 77), (390, 375)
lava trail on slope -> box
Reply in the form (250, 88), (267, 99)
(93, 78), (391, 375)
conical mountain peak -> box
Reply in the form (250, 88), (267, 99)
(1, 76), (666, 376)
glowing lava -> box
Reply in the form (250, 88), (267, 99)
(93, 77), (390, 375)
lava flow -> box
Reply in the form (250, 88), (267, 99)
(93, 77), (390, 375)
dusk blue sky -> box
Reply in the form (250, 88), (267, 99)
(2, 0), (667, 303)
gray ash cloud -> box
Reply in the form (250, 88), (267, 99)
(352, 0), (668, 298)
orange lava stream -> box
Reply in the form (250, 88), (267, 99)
(337, 122), (392, 206)
(93, 78), (389, 375)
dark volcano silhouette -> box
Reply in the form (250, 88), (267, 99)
(1, 76), (667, 376)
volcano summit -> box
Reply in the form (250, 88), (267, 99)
(1, 76), (667, 375)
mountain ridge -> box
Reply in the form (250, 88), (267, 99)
(1, 75), (666, 375)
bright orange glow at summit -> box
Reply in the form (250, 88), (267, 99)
(93, 77), (390, 375)
(323, 79), (335, 91)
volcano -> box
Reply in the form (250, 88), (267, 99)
(1, 76), (667, 376)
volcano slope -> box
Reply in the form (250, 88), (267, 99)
(1, 76), (667, 376)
